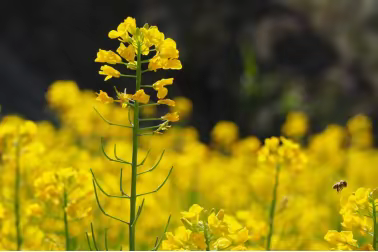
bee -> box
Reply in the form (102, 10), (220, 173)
(332, 180), (347, 193)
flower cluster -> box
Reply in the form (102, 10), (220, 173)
(324, 187), (377, 250)
(94, 17), (182, 134)
(0, 116), (93, 250)
(258, 136), (307, 170)
(162, 204), (249, 250)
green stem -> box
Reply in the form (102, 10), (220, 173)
(266, 164), (280, 251)
(139, 118), (163, 121)
(129, 40), (142, 251)
(14, 139), (22, 251)
(63, 187), (70, 251)
(139, 125), (161, 131)
(120, 73), (137, 78)
(372, 198), (376, 250)
(204, 224), (211, 251)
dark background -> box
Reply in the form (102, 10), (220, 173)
(1, 0), (378, 143)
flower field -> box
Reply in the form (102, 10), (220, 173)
(0, 16), (377, 251)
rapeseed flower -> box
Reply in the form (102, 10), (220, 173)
(152, 78), (174, 99)
(96, 90), (114, 104)
(161, 112), (180, 122)
(95, 49), (122, 64)
(99, 65), (121, 81)
(132, 89), (150, 104)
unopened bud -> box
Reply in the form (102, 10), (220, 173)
(216, 209), (224, 220)
(370, 188), (378, 200)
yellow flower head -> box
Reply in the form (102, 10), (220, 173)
(158, 38), (179, 59)
(258, 136), (307, 169)
(46, 80), (81, 109)
(157, 99), (175, 107)
(281, 111), (309, 137)
(324, 230), (358, 250)
(26, 203), (44, 218)
(181, 204), (204, 223)
(211, 121), (239, 147)
(132, 89), (150, 104)
(347, 114), (373, 148)
(354, 187), (371, 206)
(0, 204), (5, 219)
(141, 26), (165, 47)
(153, 78), (174, 99)
(108, 17), (136, 41)
(148, 56), (182, 71)
(96, 90), (114, 104)
(161, 112), (179, 122)
(213, 237), (232, 250)
(99, 65), (121, 81)
(95, 49), (122, 64)
(117, 43), (135, 62)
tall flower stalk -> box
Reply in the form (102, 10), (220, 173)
(63, 187), (70, 251)
(92, 17), (182, 251)
(258, 137), (306, 251)
(266, 164), (280, 251)
(14, 137), (22, 251)
(370, 193), (377, 250)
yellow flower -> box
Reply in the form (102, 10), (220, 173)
(96, 90), (114, 104)
(208, 212), (228, 236)
(46, 80), (81, 109)
(65, 200), (92, 219)
(229, 227), (249, 244)
(95, 49), (122, 64)
(347, 114), (372, 134)
(161, 112), (179, 122)
(211, 121), (239, 147)
(108, 17), (136, 41)
(213, 237), (232, 250)
(163, 58), (182, 69)
(324, 230), (358, 250)
(141, 26), (165, 47)
(281, 111), (309, 137)
(157, 99), (175, 107)
(355, 187), (371, 206)
(152, 78), (174, 99)
(132, 89), (150, 104)
(26, 203), (43, 218)
(99, 65), (121, 81)
(181, 204), (203, 223)
(148, 56), (182, 71)
(20, 121), (37, 137)
(190, 232), (207, 250)
(158, 38), (179, 59)
(162, 227), (191, 250)
(117, 43), (135, 62)
(258, 136), (306, 169)
(0, 204), (5, 219)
